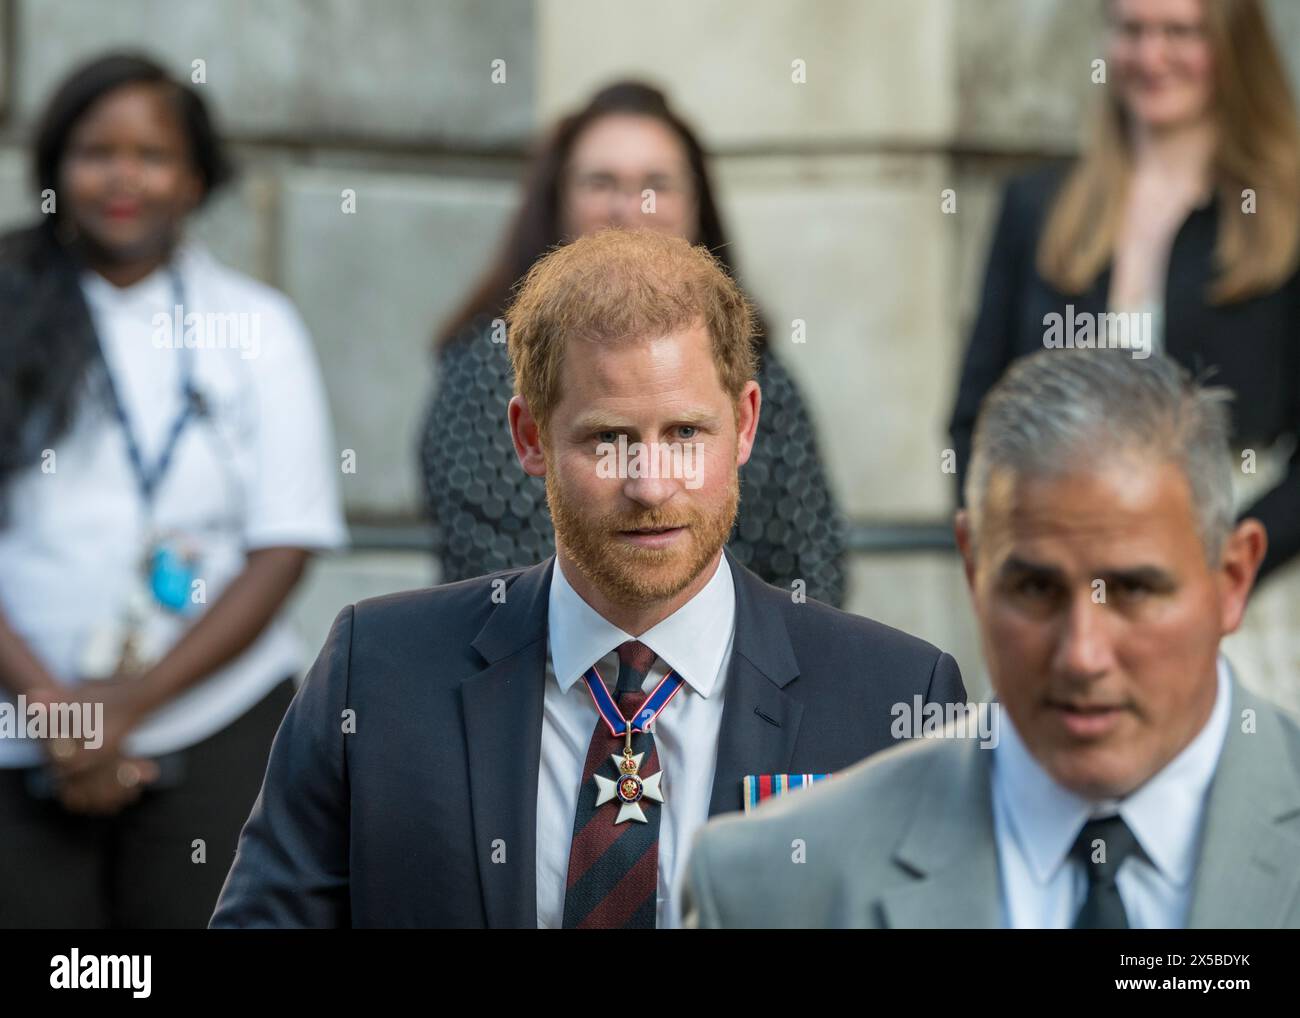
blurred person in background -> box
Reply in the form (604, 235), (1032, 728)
(0, 53), (346, 927)
(949, 0), (1300, 717)
(419, 80), (847, 606)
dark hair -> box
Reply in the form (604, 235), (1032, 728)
(34, 51), (234, 217)
(438, 79), (768, 349)
(0, 52), (233, 501)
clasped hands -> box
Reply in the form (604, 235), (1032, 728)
(30, 676), (160, 816)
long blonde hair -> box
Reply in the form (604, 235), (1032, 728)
(1039, 0), (1300, 303)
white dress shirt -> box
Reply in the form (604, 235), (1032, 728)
(991, 657), (1231, 928)
(535, 552), (735, 929)
(0, 241), (347, 765)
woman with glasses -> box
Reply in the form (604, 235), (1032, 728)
(419, 81), (847, 606)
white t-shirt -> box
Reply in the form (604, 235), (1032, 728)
(0, 240), (348, 766)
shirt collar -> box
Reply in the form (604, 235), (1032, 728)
(79, 259), (172, 311)
(993, 656), (1231, 887)
(547, 551), (735, 698)
(76, 237), (208, 311)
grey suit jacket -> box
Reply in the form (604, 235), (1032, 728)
(684, 678), (1300, 928)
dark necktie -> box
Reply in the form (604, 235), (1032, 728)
(562, 640), (662, 929)
(1071, 815), (1140, 929)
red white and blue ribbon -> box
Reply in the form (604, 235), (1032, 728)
(743, 773), (832, 813)
(581, 664), (684, 736)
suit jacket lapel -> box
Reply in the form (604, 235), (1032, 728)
(460, 557), (553, 929)
(878, 738), (1004, 928)
(707, 549), (803, 817)
(1187, 679), (1300, 928)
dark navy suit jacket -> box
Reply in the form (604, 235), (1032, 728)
(210, 548), (965, 927)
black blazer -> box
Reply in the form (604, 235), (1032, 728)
(210, 548), (965, 928)
(949, 165), (1300, 582)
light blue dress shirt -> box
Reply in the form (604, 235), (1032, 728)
(991, 658), (1231, 928)
(534, 552), (736, 929)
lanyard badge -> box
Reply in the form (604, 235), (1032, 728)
(147, 538), (201, 614)
(95, 266), (206, 621)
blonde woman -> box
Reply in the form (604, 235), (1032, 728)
(949, 0), (1300, 717)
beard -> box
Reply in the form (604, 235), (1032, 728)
(545, 460), (739, 609)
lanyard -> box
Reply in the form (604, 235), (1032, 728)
(94, 265), (200, 506)
(581, 664), (685, 737)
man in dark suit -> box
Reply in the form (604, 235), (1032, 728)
(210, 228), (964, 929)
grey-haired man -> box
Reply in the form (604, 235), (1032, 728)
(684, 349), (1300, 929)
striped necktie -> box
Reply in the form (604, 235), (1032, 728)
(562, 640), (662, 928)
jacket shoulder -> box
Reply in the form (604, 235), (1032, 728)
(351, 564), (531, 624)
(689, 736), (969, 926)
(340, 564), (543, 686)
(708, 732), (965, 846)
(1239, 684), (1300, 774)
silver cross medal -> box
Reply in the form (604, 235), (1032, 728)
(593, 723), (664, 824)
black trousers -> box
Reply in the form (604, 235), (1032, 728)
(0, 676), (295, 929)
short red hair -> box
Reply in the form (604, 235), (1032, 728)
(505, 228), (757, 435)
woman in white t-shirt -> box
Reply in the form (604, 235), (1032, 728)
(0, 53), (347, 927)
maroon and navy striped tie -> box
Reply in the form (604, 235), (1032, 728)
(562, 640), (661, 929)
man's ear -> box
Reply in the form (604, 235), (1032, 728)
(1218, 517), (1267, 635)
(954, 508), (978, 593)
(734, 380), (761, 468)
(508, 395), (547, 477)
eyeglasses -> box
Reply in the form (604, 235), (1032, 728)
(1107, 17), (1208, 49)
(567, 170), (692, 204)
